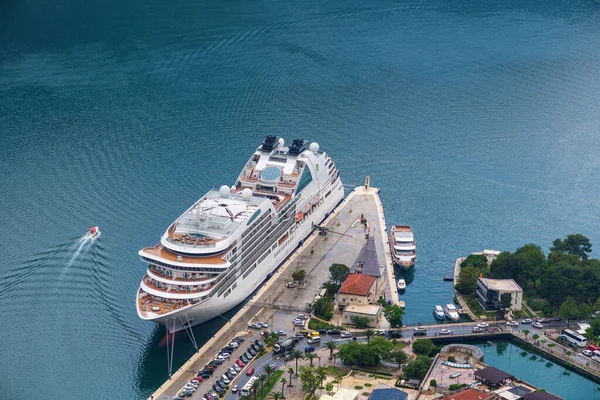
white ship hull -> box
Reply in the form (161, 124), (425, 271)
(142, 181), (344, 332)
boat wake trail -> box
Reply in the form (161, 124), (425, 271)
(65, 235), (94, 269)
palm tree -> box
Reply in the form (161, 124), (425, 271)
(316, 366), (327, 388)
(364, 328), (375, 343)
(280, 378), (287, 398)
(287, 367), (295, 385)
(269, 391), (283, 400)
(258, 373), (268, 397)
(251, 379), (261, 400)
(522, 329), (530, 339)
(332, 351), (339, 366)
(263, 364), (276, 385)
(292, 350), (304, 374)
(306, 352), (317, 366)
(325, 340), (337, 360)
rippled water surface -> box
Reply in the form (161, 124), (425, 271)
(2, 0), (600, 399)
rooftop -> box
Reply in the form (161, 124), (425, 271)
(475, 366), (514, 386)
(479, 277), (522, 293)
(339, 273), (376, 296)
(440, 388), (493, 400)
(344, 304), (381, 316)
(522, 392), (563, 400)
(350, 237), (381, 277)
(368, 383), (408, 400)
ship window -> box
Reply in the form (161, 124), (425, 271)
(296, 167), (313, 194)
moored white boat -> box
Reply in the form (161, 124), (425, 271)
(397, 278), (406, 291)
(444, 303), (460, 322)
(433, 305), (445, 320)
(389, 225), (416, 270)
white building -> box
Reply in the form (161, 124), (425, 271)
(343, 304), (381, 327)
(476, 277), (522, 312)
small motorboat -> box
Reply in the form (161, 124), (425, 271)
(433, 305), (446, 320)
(397, 278), (406, 291)
(88, 226), (100, 238)
(399, 300), (405, 308)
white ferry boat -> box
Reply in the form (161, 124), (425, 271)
(444, 303), (460, 322)
(136, 137), (344, 332)
(389, 225), (416, 270)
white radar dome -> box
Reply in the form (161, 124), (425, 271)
(309, 142), (320, 153)
(241, 188), (253, 200)
(219, 185), (231, 197)
(278, 138), (285, 146)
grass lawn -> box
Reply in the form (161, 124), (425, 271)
(324, 366), (345, 376)
(308, 319), (338, 330)
(255, 370), (284, 400)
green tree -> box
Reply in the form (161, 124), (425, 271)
(306, 352), (317, 366)
(287, 367), (295, 385)
(500, 293), (512, 311)
(325, 340), (337, 360)
(299, 366), (319, 398)
(363, 328), (375, 343)
(532, 334), (540, 342)
(412, 339), (434, 355)
(591, 318), (600, 336)
(337, 340), (378, 367)
(593, 298), (600, 312)
(351, 316), (371, 328)
(329, 263), (350, 285)
(515, 243), (546, 288)
(251, 378), (261, 400)
(269, 392), (283, 400)
(522, 329), (530, 339)
(322, 281), (341, 297)
(403, 355), (433, 380)
(390, 349), (408, 368)
(551, 234), (592, 260)
(263, 364), (276, 385)
(559, 296), (580, 321)
(292, 269), (307, 283)
(368, 336), (394, 360)
(313, 298), (334, 320)
(292, 350), (304, 375)
(280, 378), (287, 397)
(579, 303), (591, 319)
(460, 254), (488, 270)
(316, 366), (327, 388)
(455, 264), (479, 294)
(259, 374), (268, 395)
(382, 304), (404, 328)
(325, 381), (334, 393)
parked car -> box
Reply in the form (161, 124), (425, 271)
(299, 329), (309, 336)
(246, 367), (255, 376)
(248, 348), (257, 356)
(225, 371), (234, 379)
(257, 321), (269, 328)
(233, 336), (245, 343)
(326, 329), (341, 335)
(209, 389), (218, 398)
(506, 320), (519, 326)
(389, 331), (402, 338)
(248, 322), (261, 329)
(231, 385), (239, 393)
(305, 346), (315, 353)
(214, 356), (224, 363)
(297, 313), (308, 319)
(318, 329), (327, 334)
(228, 341), (239, 348)
(340, 331), (352, 338)
(251, 343), (259, 351)
(204, 393), (214, 400)
(275, 330), (287, 336)
(521, 318), (532, 324)
(233, 364), (241, 372)
(241, 354), (249, 363)
(308, 336), (321, 344)
(294, 333), (304, 339)
(236, 359), (245, 367)
(583, 350), (593, 357)
(293, 319), (305, 326)
(439, 329), (452, 335)
(532, 321), (543, 329)
(219, 352), (231, 359)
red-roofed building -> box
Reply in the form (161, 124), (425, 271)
(338, 273), (377, 308)
(440, 388), (495, 400)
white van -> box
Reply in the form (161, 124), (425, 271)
(308, 336), (321, 344)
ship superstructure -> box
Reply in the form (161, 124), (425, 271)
(389, 225), (416, 270)
(136, 137), (344, 332)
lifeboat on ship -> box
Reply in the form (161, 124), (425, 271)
(296, 212), (303, 222)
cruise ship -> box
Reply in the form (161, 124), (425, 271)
(136, 136), (344, 332)
(389, 225), (416, 270)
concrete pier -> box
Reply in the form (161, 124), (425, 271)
(149, 185), (396, 399)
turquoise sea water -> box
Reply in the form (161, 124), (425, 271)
(477, 341), (600, 399)
(2, 0), (600, 399)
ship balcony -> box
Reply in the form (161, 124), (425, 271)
(141, 276), (215, 299)
(137, 289), (206, 318)
(140, 245), (230, 267)
(394, 243), (416, 251)
(147, 268), (218, 285)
